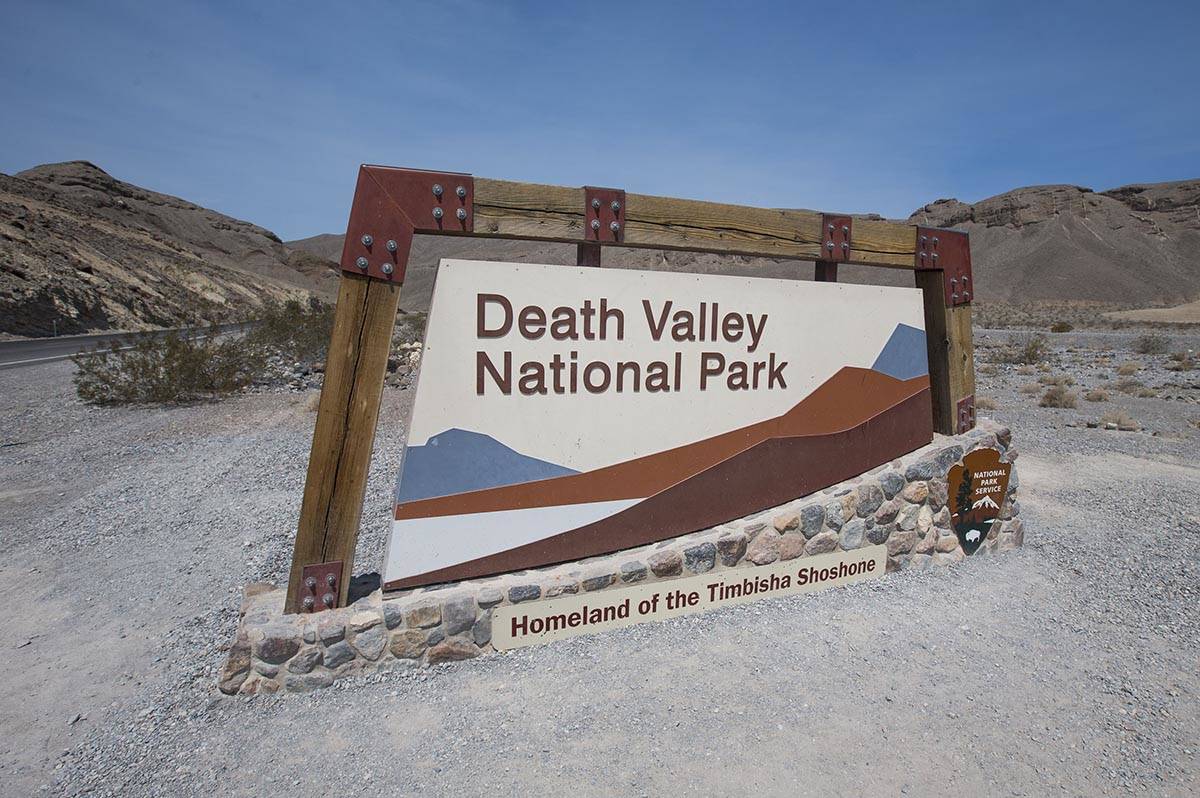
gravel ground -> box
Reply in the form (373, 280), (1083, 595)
(1, 329), (1197, 797)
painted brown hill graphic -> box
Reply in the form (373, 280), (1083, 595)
(396, 367), (928, 522)
(387, 373), (931, 589)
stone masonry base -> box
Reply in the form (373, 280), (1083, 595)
(219, 421), (1022, 695)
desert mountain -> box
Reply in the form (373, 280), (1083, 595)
(293, 179), (1200, 313)
(909, 181), (1200, 305)
(0, 161), (339, 336)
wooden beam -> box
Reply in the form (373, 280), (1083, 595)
(916, 271), (976, 435)
(470, 178), (919, 269)
(285, 272), (401, 613)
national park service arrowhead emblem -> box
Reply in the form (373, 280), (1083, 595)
(948, 448), (1011, 556)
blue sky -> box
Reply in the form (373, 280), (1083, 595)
(2, 0), (1197, 241)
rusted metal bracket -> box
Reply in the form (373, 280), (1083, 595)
(299, 561), (344, 613)
(820, 214), (852, 262)
(956, 395), (976, 434)
(584, 186), (625, 244)
(915, 226), (972, 307)
(339, 166), (474, 283)
(813, 261), (838, 282)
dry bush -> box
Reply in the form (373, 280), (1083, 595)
(73, 332), (262, 405)
(1049, 321), (1074, 333)
(1038, 374), (1075, 386)
(1019, 383), (1042, 395)
(1114, 377), (1145, 395)
(977, 363), (999, 377)
(1116, 361), (1142, 376)
(246, 298), (334, 363)
(995, 334), (1049, 365)
(1084, 389), (1109, 402)
(1133, 334), (1169, 354)
(1016, 365), (1036, 375)
(1136, 387), (1157, 398)
(1101, 410), (1139, 431)
(1167, 351), (1196, 371)
(975, 396), (998, 410)
(1039, 385), (1077, 408)
(72, 298), (334, 406)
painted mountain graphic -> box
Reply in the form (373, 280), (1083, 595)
(396, 428), (577, 503)
(971, 495), (999, 511)
(871, 324), (928, 380)
(388, 366), (932, 589)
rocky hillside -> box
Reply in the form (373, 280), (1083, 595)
(0, 162), (338, 336)
(293, 179), (1200, 314)
(909, 181), (1200, 305)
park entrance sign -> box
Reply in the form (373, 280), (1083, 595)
(383, 260), (933, 589)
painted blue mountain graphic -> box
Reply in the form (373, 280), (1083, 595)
(396, 428), (578, 504)
(871, 323), (928, 380)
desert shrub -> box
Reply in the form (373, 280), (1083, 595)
(1101, 410), (1139, 431)
(1136, 387), (1157, 398)
(975, 396), (998, 410)
(73, 331), (262, 405)
(1167, 351), (1196, 371)
(1116, 361), (1142, 376)
(246, 297), (334, 363)
(993, 334), (1048, 365)
(1133, 334), (1169, 354)
(1038, 374), (1075, 386)
(1049, 321), (1074, 333)
(1084, 389), (1109, 402)
(977, 363), (999, 377)
(1114, 377), (1145, 394)
(1019, 383), (1042, 395)
(1016, 365), (1036, 375)
(1039, 385), (1077, 408)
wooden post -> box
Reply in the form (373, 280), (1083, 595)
(284, 272), (401, 613)
(916, 271), (975, 435)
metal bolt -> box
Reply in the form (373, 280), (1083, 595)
(386, 239), (398, 252)
(432, 184), (443, 197)
(841, 242), (849, 251)
(305, 576), (317, 589)
(456, 207), (467, 221)
(609, 221), (620, 233)
(932, 236), (939, 245)
(302, 596), (314, 610)
(592, 198), (601, 210)
(381, 262), (394, 275)
(322, 593), (335, 608)
(455, 185), (466, 199)
(360, 234), (373, 247)
(611, 200), (621, 213)
(326, 573), (336, 586)
(826, 241), (834, 251)
(842, 225), (849, 235)
(828, 223), (835, 232)
(952, 292), (959, 302)
(951, 277), (957, 286)
(355, 256), (369, 270)
(962, 275), (969, 284)
(932, 252), (939, 261)
(919, 251), (926, 261)
(591, 219), (600, 231)
(432, 207), (444, 220)
(963, 291), (971, 301)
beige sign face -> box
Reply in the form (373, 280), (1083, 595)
(491, 546), (887, 651)
(386, 259), (930, 590)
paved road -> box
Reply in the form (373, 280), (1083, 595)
(0, 323), (251, 370)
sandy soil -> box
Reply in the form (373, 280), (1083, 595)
(1, 330), (1197, 797)
(1105, 300), (1200, 324)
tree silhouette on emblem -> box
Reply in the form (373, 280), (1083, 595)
(955, 468), (973, 518)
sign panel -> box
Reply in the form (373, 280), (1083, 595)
(948, 448), (1012, 555)
(492, 545), (888, 650)
(384, 260), (932, 589)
